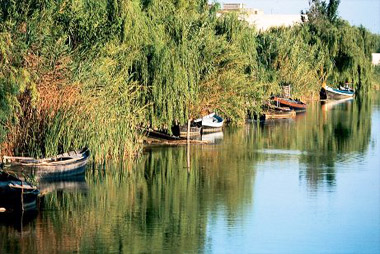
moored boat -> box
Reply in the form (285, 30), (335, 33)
(255, 103), (296, 121)
(0, 171), (39, 213)
(2, 148), (90, 180)
(324, 85), (355, 100)
(273, 97), (307, 112)
(147, 129), (181, 140)
(195, 113), (224, 133)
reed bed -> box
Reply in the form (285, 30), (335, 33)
(0, 0), (378, 161)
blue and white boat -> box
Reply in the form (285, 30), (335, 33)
(325, 85), (355, 100)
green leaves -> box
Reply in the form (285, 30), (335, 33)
(0, 0), (376, 159)
(0, 31), (24, 143)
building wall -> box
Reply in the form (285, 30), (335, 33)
(219, 3), (303, 31)
(242, 14), (303, 31)
(372, 53), (380, 65)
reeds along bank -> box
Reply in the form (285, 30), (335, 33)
(0, 0), (377, 161)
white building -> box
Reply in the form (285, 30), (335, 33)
(372, 53), (380, 65)
(243, 14), (303, 31)
(219, 3), (303, 31)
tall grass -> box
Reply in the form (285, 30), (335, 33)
(0, 0), (377, 161)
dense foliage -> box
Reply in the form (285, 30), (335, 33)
(0, 0), (377, 160)
(301, 0), (375, 92)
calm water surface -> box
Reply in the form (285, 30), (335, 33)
(1, 94), (380, 254)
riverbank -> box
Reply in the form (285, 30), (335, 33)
(0, 1), (378, 161)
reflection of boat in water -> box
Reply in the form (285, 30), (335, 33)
(0, 171), (39, 213)
(0, 208), (38, 231)
(323, 85), (355, 100)
(2, 148), (90, 180)
(179, 125), (202, 138)
(321, 97), (354, 111)
(201, 131), (224, 143)
(38, 175), (88, 196)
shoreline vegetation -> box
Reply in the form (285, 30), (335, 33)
(0, 0), (379, 162)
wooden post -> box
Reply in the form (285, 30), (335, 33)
(186, 119), (191, 171)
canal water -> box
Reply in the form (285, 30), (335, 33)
(1, 94), (379, 254)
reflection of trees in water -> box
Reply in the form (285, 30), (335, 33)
(301, 95), (372, 190)
(249, 95), (372, 190)
(1, 95), (374, 253)
(0, 211), (39, 254)
(0, 142), (257, 254)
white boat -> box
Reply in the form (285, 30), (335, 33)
(195, 113), (224, 133)
(324, 85), (355, 99)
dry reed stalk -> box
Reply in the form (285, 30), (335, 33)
(3, 52), (83, 156)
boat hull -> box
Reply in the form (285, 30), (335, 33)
(325, 86), (355, 100)
(196, 113), (224, 133)
(0, 172), (39, 212)
(3, 148), (90, 180)
(273, 97), (306, 111)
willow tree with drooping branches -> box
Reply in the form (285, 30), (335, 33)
(0, 0), (377, 161)
(302, 0), (374, 91)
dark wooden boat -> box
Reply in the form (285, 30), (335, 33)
(273, 97), (307, 111)
(0, 171), (39, 213)
(2, 148), (90, 180)
(147, 129), (181, 140)
(324, 85), (354, 100)
(256, 104), (296, 120)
